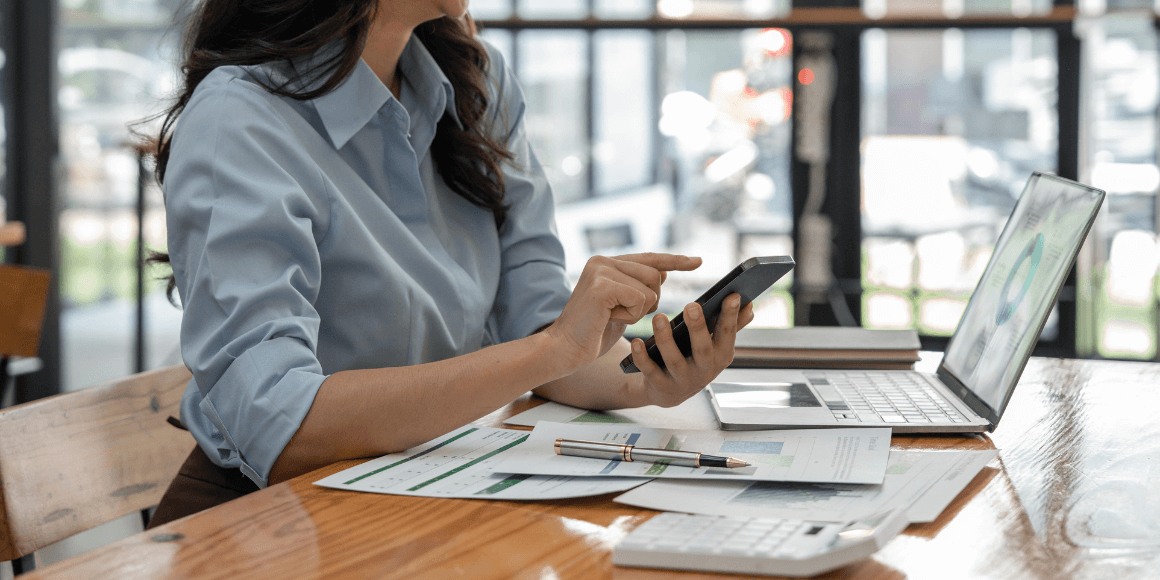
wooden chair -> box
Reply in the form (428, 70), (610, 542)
(0, 234), (50, 408)
(0, 364), (194, 575)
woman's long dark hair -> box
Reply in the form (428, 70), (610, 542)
(151, 0), (512, 300)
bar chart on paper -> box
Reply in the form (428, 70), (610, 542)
(315, 426), (649, 500)
(346, 428), (524, 494)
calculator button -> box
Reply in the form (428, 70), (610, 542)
(618, 538), (652, 550)
(683, 542), (717, 554)
(771, 547), (800, 559)
(720, 544), (757, 556)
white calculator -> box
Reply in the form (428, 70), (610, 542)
(613, 510), (909, 577)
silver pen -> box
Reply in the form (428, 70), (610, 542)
(554, 438), (750, 469)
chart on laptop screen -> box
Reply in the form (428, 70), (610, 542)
(942, 174), (1104, 414)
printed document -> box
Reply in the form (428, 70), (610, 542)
(491, 422), (891, 484)
(314, 426), (649, 500)
(504, 398), (717, 431)
(614, 449), (997, 523)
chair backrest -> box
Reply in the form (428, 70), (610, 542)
(0, 265), (51, 358)
(0, 364), (194, 560)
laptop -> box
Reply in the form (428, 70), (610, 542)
(707, 172), (1105, 433)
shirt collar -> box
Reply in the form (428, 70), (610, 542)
(311, 34), (460, 150)
(397, 33), (461, 131)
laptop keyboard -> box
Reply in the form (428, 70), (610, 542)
(805, 372), (967, 424)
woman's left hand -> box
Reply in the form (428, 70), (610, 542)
(628, 293), (755, 408)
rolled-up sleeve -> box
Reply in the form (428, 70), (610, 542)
(166, 76), (332, 487)
(484, 46), (573, 343)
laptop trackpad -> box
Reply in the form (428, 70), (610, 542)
(708, 382), (838, 429)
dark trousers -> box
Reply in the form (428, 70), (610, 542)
(148, 439), (260, 529)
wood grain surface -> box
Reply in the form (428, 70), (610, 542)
(0, 365), (194, 560)
(21, 357), (1160, 579)
(0, 265), (51, 358)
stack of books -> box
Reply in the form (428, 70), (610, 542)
(731, 327), (921, 370)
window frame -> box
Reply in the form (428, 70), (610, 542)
(480, 3), (1082, 357)
(1, 0), (62, 402)
(0, 1), (1120, 403)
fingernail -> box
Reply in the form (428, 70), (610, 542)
(686, 305), (700, 320)
(653, 314), (666, 328)
(633, 340), (643, 353)
(732, 296), (742, 308)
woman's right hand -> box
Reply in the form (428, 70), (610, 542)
(543, 253), (702, 371)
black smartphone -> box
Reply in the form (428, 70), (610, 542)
(620, 256), (795, 373)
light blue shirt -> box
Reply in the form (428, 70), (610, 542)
(165, 36), (571, 487)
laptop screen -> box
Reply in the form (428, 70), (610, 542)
(942, 173), (1104, 417)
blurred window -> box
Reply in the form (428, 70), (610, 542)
(58, 0), (183, 391)
(863, 0), (1052, 18)
(10, 0), (1155, 410)
(518, 0), (588, 19)
(1081, 12), (1160, 359)
(517, 30), (590, 204)
(594, 30), (654, 194)
(657, 0), (790, 19)
(860, 27), (1059, 337)
(479, 28), (513, 63)
(596, 0), (655, 19)
(24, 0), (1160, 400)
(512, 26), (796, 331)
(471, 0), (513, 20)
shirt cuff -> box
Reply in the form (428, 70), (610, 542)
(191, 337), (328, 488)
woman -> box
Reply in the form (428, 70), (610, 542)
(149, 0), (754, 525)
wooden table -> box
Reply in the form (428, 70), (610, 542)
(24, 357), (1160, 579)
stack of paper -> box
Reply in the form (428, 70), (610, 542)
(489, 421), (994, 523)
(317, 399), (996, 524)
(732, 327), (921, 370)
(613, 448), (997, 523)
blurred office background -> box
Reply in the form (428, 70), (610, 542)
(2, 0), (1160, 570)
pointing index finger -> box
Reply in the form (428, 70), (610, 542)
(615, 253), (702, 273)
